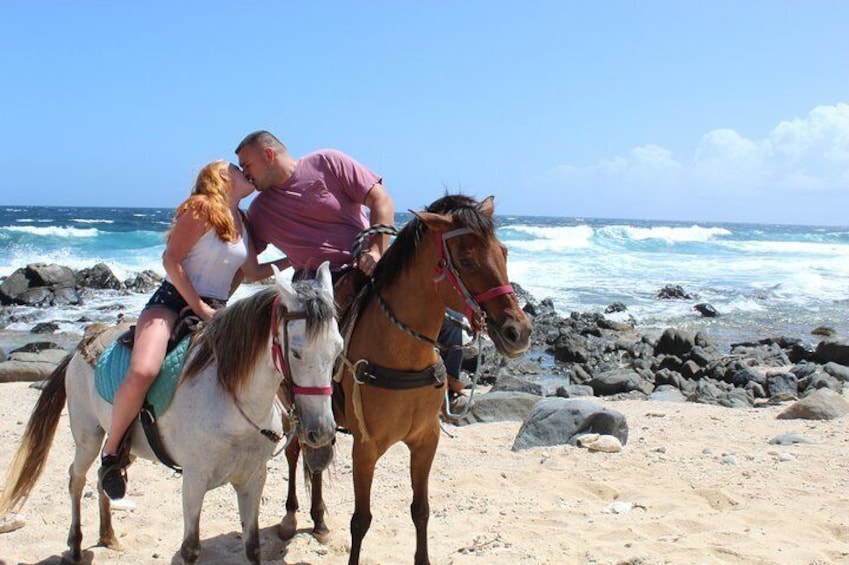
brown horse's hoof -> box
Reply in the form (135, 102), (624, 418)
(312, 526), (330, 545)
(278, 513), (297, 541)
(100, 535), (124, 552)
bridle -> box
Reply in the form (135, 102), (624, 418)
(271, 294), (334, 401)
(235, 294), (333, 447)
(433, 227), (515, 334)
(370, 224), (515, 348)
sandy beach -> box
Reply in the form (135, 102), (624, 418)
(1, 379), (848, 565)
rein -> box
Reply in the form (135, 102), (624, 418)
(373, 285), (469, 352)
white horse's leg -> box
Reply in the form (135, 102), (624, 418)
(66, 363), (122, 559)
(235, 466), (267, 565)
(67, 429), (107, 560)
(179, 474), (207, 565)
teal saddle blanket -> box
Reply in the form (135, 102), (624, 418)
(94, 337), (191, 417)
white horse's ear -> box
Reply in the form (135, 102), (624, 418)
(273, 264), (299, 311)
(316, 261), (334, 296)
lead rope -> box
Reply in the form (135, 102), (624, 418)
(442, 333), (482, 421)
(334, 286), (372, 442)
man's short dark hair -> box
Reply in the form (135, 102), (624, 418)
(235, 130), (286, 154)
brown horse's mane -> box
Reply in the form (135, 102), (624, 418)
(182, 282), (336, 396)
(372, 194), (494, 292)
(343, 194), (493, 329)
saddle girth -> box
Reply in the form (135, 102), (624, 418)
(140, 400), (183, 474)
(353, 358), (447, 390)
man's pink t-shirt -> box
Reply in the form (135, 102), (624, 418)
(246, 149), (382, 271)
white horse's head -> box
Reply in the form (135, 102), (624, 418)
(272, 261), (343, 457)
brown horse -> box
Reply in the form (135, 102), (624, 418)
(279, 194), (532, 564)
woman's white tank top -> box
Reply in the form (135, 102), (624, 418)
(166, 225), (249, 300)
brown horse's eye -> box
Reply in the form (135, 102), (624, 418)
(458, 258), (475, 269)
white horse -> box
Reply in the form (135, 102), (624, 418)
(0, 262), (343, 565)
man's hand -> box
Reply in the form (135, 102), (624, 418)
(356, 248), (381, 277)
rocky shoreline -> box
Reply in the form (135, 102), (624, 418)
(2, 261), (848, 423)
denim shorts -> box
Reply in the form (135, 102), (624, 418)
(145, 280), (226, 316)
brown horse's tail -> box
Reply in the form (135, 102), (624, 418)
(0, 353), (71, 515)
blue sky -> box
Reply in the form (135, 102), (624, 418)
(1, 2), (847, 225)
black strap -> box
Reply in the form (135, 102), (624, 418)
(140, 401), (183, 474)
(354, 358), (447, 390)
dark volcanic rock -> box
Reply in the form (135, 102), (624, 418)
(656, 284), (693, 299)
(76, 263), (123, 290)
(512, 398), (628, 451)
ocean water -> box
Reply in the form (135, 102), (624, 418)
(2, 206), (849, 351)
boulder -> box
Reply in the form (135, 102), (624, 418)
(654, 328), (695, 356)
(766, 373), (798, 397)
(656, 284), (692, 299)
(0, 270), (29, 305)
(455, 391), (541, 426)
(489, 374), (545, 396)
(31, 321), (60, 334)
(27, 263), (75, 287)
(588, 368), (653, 396)
(554, 384), (594, 398)
(512, 398), (628, 451)
(777, 388), (849, 420)
(124, 270), (162, 293)
(816, 340), (849, 366)
(0, 359), (59, 382)
(76, 262), (123, 290)
(823, 362), (849, 383)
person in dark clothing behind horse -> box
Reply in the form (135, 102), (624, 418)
(234, 130), (465, 394)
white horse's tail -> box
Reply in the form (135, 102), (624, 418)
(0, 353), (72, 515)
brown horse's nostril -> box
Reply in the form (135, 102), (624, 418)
(503, 325), (520, 344)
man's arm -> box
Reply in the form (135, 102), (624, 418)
(357, 183), (395, 276)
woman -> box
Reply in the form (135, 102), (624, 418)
(100, 160), (280, 500)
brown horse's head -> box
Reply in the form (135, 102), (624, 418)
(413, 195), (532, 358)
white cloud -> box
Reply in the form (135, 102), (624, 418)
(525, 103), (849, 223)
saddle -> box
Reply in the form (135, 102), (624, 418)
(93, 309), (212, 473)
(115, 309), (205, 354)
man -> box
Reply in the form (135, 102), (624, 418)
(235, 130), (464, 397)
(236, 130), (393, 282)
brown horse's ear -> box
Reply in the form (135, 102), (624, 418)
(411, 210), (455, 233)
(477, 195), (495, 218)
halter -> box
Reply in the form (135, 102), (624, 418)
(433, 227), (515, 333)
(234, 294), (333, 448)
(270, 294), (334, 398)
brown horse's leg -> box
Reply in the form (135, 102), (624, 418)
(408, 435), (438, 565)
(310, 468), (330, 543)
(348, 441), (378, 565)
(279, 440), (300, 540)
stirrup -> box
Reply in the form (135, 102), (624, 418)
(99, 454), (129, 500)
(99, 430), (133, 500)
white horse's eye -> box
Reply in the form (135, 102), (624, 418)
(292, 350), (302, 360)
